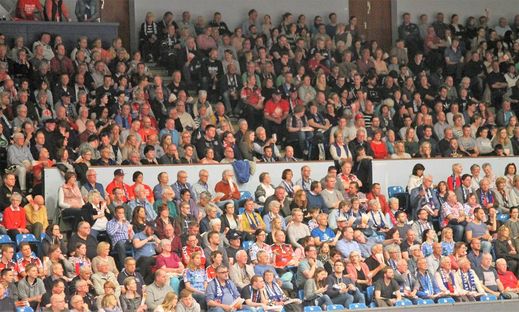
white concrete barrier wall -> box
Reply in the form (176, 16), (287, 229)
(43, 161), (334, 218)
(373, 156), (517, 196)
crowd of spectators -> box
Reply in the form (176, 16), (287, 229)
(0, 2), (518, 311)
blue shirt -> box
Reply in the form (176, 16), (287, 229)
(307, 192), (326, 213)
(206, 278), (240, 305)
(184, 269), (207, 292)
(336, 239), (361, 258)
(133, 231), (157, 260)
(128, 199), (157, 222)
(311, 227), (335, 243)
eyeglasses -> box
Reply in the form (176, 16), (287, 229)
(217, 271), (228, 274)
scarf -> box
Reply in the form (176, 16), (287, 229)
(440, 270), (456, 293)
(265, 281), (284, 301)
(282, 180), (294, 196)
(214, 279), (232, 302)
(480, 190), (494, 206)
(245, 212), (260, 230)
(370, 211), (385, 228)
(418, 271), (434, 295)
(460, 269), (477, 292)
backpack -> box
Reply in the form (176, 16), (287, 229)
(232, 160), (251, 184)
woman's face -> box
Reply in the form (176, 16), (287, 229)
(317, 270), (327, 281)
(285, 171), (293, 180)
(193, 254), (201, 266)
(127, 279), (137, 291)
(52, 225), (61, 236)
(78, 244), (86, 256)
(138, 208), (146, 218)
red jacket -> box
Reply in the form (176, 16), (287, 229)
(3, 206), (26, 230)
(366, 193), (390, 214)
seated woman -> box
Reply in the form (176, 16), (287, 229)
(155, 203), (175, 239)
(128, 171), (154, 203)
(154, 239), (184, 294)
(58, 171), (85, 231)
(304, 268), (333, 310)
(131, 206), (147, 234)
(81, 190), (112, 239)
(120, 276), (147, 312)
(279, 169), (296, 198)
(199, 147), (219, 164)
(92, 241), (119, 276)
(183, 252), (208, 310)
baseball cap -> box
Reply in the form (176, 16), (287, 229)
(354, 113), (364, 120)
(226, 230), (241, 241)
(114, 169), (125, 176)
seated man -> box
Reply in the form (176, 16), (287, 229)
(132, 221), (161, 284)
(117, 257), (144, 296)
(415, 257), (448, 301)
(92, 260), (121, 298)
(67, 221), (98, 259)
(7, 133), (34, 193)
(240, 198), (266, 236)
(409, 175), (440, 219)
(80, 169), (107, 202)
(106, 206), (134, 268)
(374, 267), (402, 307)
(214, 169), (240, 208)
(475, 253), (505, 299)
(0, 173), (24, 213)
(206, 265), (242, 312)
(105, 169), (130, 202)
(496, 258), (519, 299)
(128, 185), (156, 222)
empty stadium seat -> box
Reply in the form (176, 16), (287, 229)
(417, 299), (434, 305)
(349, 303), (367, 310)
(242, 240), (253, 250)
(326, 304), (344, 311)
(304, 306), (322, 312)
(16, 234), (38, 246)
(480, 294), (497, 301)
(438, 297), (455, 304)
(388, 185), (405, 197)
(0, 235), (15, 247)
(395, 298), (413, 306)
(240, 191), (252, 200)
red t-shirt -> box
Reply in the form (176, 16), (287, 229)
(264, 99), (289, 118)
(498, 270), (518, 289)
(17, 0), (43, 20)
(271, 243), (294, 268)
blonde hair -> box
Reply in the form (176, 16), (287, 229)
(97, 241), (111, 255)
(101, 294), (118, 308)
(161, 291), (178, 310)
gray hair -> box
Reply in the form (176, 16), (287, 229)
(209, 218), (221, 227)
(160, 239), (171, 248)
(87, 190), (101, 203)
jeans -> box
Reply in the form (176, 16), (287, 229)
(332, 289), (366, 307)
(113, 239), (130, 269)
(448, 224), (465, 242)
(315, 294), (333, 308)
(170, 276), (180, 293)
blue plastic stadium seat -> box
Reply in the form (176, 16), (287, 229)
(349, 303), (368, 310)
(240, 191), (252, 200)
(395, 298), (413, 306)
(304, 306), (322, 312)
(16, 234), (38, 245)
(480, 294), (497, 301)
(497, 213), (510, 222)
(417, 299), (434, 305)
(0, 235), (15, 246)
(15, 251), (36, 260)
(388, 185), (405, 197)
(298, 289), (304, 300)
(238, 207), (245, 215)
(326, 304), (344, 311)
(16, 307), (34, 312)
(438, 297), (455, 304)
(242, 240), (253, 250)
